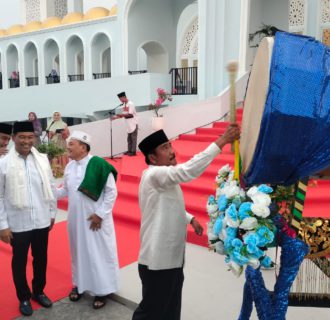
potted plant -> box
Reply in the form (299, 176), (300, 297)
(149, 88), (173, 130)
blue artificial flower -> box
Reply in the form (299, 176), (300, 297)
(226, 204), (238, 221)
(231, 238), (243, 249)
(226, 227), (238, 239)
(256, 226), (275, 247)
(244, 233), (261, 255)
(248, 247), (265, 259)
(260, 255), (273, 268)
(238, 202), (252, 220)
(217, 195), (228, 211)
(224, 238), (233, 251)
(208, 195), (216, 204)
(257, 185), (273, 194)
(231, 251), (249, 266)
(213, 215), (224, 235)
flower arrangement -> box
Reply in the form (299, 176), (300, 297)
(207, 165), (277, 276)
(149, 88), (173, 117)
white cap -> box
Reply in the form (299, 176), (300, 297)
(68, 130), (91, 146)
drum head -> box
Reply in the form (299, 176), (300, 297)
(240, 37), (274, 174)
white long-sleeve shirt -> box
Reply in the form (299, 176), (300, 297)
(138, 143), (221, 270)
(0, 152), (57, 232)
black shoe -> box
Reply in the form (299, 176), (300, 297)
(19, 300), (33, 316)
(32, 293), (53, 308)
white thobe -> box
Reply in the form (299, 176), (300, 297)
(57, 155), (119, 296)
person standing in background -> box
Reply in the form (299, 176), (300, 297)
(46, 111), (69, 149)
(0, 123), (12, 157)
(28, 112), (42, 146)
(114, 92), (138, 156)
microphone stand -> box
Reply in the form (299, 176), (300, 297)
(41, 121), (55, 144)
(108, 104), (123, 160)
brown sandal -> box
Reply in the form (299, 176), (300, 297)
(69, 287), (82, 302)
(93, 296), (106, 309)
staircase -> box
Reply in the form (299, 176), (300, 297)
(58, 108), (330, 264)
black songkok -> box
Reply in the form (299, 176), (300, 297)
(138, 130), (169, 156)
(0, 123), (12, 135)
(117, 92), (126, 98)
(13, 121), (34, 134)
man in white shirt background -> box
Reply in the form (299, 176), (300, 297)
(0, 123), (12, 157)
(57, 131), (119, 310)
(115, 91), (138, 156)
(0, 121), (57, 317)
(132, 124), (240, 320)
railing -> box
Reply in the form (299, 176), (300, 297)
(0, 79), (2, 90)
(128, 70), (147, 75)
(93, 72), (111, 79)
(46, 75), (60, 84)
(8, 78), (20, 88)
(68, 74), (84, 82)
(26, 77), (39, 87)
(169, 67), (198, 95)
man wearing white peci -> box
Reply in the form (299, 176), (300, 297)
(57, 130), (119, 310)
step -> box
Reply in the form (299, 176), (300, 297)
(196, 127), (226, 135)
(179, 134), (219, 142)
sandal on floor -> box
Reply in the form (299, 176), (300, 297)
(93, 296), (106, 309)
(69, 287), (82, 302)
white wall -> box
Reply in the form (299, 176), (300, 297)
(69, 72), (249, 157)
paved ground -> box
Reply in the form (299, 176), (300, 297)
(15, 294), (134, 320)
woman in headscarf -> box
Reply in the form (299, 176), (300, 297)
(28, 112), (42, 146)
(46, 111), (69, 149)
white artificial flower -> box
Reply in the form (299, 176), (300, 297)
(239, 189), (246, 199)
(218, 164), (231, 176)
(226, 216), (240, 228)
(251, 203), (270, 218)
(208, 233), (218, 241)
(206, 203), (218, 215)
(223, 184), (240, 199)
(239, 217), (258, 230)
(228, 261), (243, 277)
(247, 258), (260, 269)
(228, 171), (235, 181)
(216, 187), (222, 198)
(247, 186), (259, 198)
(215, 241), (225, 255)
(215, 176), (225, 185)
(251, 193), (271, 207)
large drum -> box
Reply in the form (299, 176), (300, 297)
(240, 32), (330, 186)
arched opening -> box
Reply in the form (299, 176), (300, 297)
(24, 42), (39, 86)
(44, 39), (60, 84)
(179, 17), (198, 68)
(6, 44), (19, 88)
(138, 41), (168, 73)
(66, 35), (84, 82)
(91, 33), (111, 79)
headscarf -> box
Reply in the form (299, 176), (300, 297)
(47, 111), (67, 132)
(28, 112), (42, 135)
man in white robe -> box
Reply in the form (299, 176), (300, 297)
(0, 123), (12, 157)
(57, 130), (119, 309)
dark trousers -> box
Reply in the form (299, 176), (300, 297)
(11, 227), (49, 301)
(132, 264), (184, 320)
(127, 125), (138, 153)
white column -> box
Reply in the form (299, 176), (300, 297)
(20, 0), (27, 24)
(198, 0), (226, 99)
(239, 0), (250, 76)
(68, 0), (83, 13)
(19, 49), (26, 88)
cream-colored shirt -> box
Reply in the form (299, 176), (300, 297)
(0, 152), (57, 232)
(138, 143), (221, 270)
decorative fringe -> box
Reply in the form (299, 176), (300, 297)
(291, 258), (330, 300)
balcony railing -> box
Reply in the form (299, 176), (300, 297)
(68, 74), (84, 82)
(46, 75), (60, 84)
(26, 77), (39, 87)
(0, 79), (2, 90)
(93, 72), (111, 79)
(128, 70), (147, 75)
(170, 67), (198, 95)
(8, 78), (20, 88)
